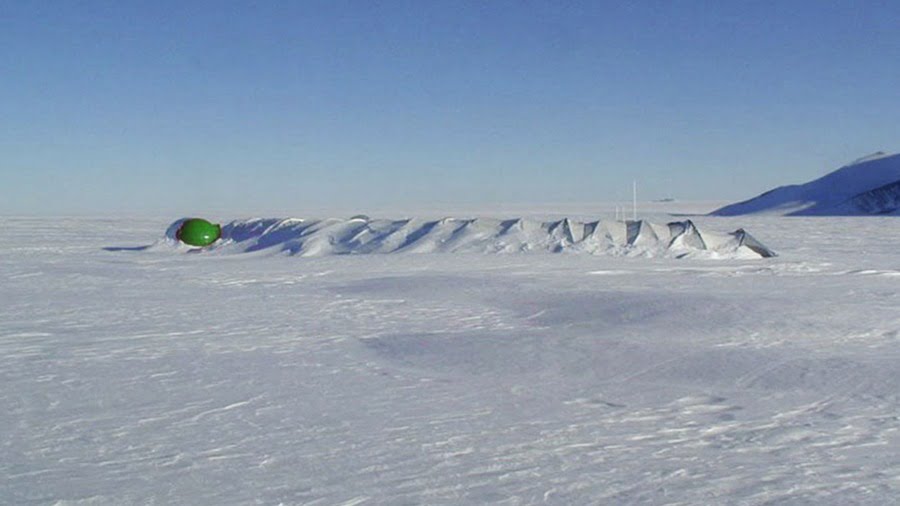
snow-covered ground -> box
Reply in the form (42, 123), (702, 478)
(3, 209), (900, 505)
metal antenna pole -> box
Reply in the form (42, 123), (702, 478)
(632, 180), (637, 221)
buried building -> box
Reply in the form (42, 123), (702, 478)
(161, 217), (776, 259)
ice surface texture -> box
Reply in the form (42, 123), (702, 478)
(163, 216), (776, 259)
(4, 215), (900, 505)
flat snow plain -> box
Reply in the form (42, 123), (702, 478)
(3, 207), (900, 505)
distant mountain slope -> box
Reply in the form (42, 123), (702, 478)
(839, 179), (900, 215)
(711, 152), (900, 216)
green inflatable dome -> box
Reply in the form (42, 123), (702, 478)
(176, 218), (221, 247)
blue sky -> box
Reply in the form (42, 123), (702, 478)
(2, 0), (900, 215)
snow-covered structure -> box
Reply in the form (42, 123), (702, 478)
(164, 217), (777, 259)
(711, 152), (900, 216)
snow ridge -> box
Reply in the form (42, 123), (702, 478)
(163, 217), (777, 259)
(711, 152), (900, 216)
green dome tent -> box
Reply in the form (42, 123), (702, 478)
(176, 218), (221, 247)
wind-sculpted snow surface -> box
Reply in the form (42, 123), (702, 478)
(4, 214), (900, 505)
(712, 151), (900, 216)
(164, 217), (777, 259)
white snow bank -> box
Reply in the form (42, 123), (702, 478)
(711, 152), (900, 216)
(163, 217), (777, 259)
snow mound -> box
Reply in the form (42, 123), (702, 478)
(162, 217), (777, 259)
(711, 152), (900, 216)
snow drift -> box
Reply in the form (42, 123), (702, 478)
(163, 217), (777, 259)
(711, 152), (900, 216)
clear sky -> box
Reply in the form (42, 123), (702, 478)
(2, 0), (900, 215)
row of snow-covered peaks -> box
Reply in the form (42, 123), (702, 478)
(712, 151), (900, 216)
(165, 217), (776, 259)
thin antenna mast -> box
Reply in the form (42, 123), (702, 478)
(632, 180), (637, 221)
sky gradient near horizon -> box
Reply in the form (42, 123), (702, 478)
(3, 0), (900, 215)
